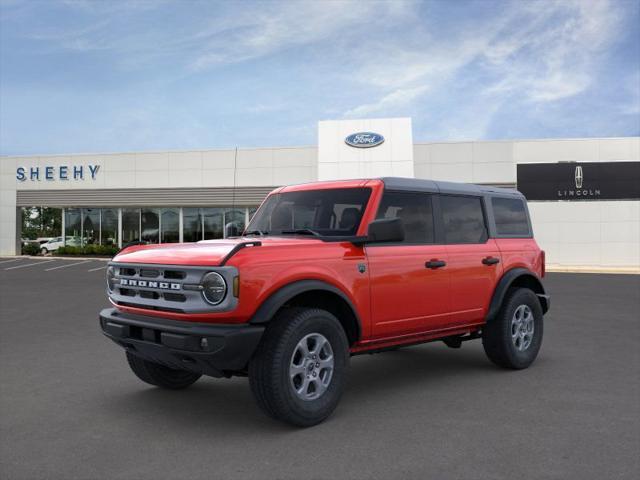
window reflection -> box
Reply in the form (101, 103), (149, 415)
(203, 208), (224, 240)
(64, 209), (81, 246)
(224, 208), (245, 237)
(141, 208), (159, 243)
(161, 208), (179, 243)
(183, 208), (202, 242)
(122, 208), (140, 245)
(82, 208), (100, 245)
(101, 209), (118, 246)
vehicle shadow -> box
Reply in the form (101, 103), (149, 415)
(103, 343), (498, 433)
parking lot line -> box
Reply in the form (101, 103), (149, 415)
(88, 265), (107, 272)
(0, 258), (24, 265)
(44, 260), (92, 271)
(5, 260), (56, 270)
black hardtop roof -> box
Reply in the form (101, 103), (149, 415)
(380, 177), (523, 198)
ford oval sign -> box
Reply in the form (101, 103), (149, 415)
(345, 132), (385, 148)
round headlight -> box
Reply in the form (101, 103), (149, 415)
(106, 266), (116, 292)
(201, 272), (227, 305)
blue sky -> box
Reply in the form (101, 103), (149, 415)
(1, 0), (639, 155)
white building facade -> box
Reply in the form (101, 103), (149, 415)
(1, 118), (638, 270)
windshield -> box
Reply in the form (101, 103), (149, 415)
(246, 187), (372, 237)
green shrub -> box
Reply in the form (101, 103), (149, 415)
(22, 243), (41, 256)
(55, 245), (118, 257)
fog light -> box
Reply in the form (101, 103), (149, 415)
(200, 338), (209, 350)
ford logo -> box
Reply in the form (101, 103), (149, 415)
(345, 132), (385, 148)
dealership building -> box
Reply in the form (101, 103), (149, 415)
(1, 118), (638, 270)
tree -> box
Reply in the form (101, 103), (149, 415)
(21, 207), (62, 239)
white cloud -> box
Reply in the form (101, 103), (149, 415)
(482, 0), (622, 103)
(344, 85), (429, 118)
(342, 0), (625, 132)
(189, 1), (413, 71)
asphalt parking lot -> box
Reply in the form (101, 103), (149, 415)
(0, 258), (638, 480)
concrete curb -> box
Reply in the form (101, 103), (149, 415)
(546, 266), (640, 275)
(0, 255), (111, 262)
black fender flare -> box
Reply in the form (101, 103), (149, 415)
(249, 279), (362, 340)
(486, 268), (549, 323)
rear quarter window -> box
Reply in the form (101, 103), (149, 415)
(491, 197), (531, 236)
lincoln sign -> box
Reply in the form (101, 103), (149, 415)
(516, 161), (640, 201)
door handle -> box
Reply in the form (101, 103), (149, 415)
(482, 256), (500, 266)
(425, 260), (446, 269)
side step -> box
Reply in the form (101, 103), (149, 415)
(442, 330), (482, 349)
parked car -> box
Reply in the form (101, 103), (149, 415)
(99, 177), (549, 427)
(40, 236), (80, 254)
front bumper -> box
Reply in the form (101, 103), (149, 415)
(99, 308), (264, 378)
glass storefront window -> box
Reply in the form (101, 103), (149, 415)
(61, 206), (260, 247)
(160, 208), (179, 243)
(64, 208), (82, 246)
(82, 208), (100, 245)
(203, 208), (224, 240)
(141, 208), (159, 243)
(122, 208), (140, 245)
(224, 208), (246, 237)
(183, 208), (202, 242)
(101, 209), (118, 246)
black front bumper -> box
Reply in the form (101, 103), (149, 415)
(99, 308), (264, 378)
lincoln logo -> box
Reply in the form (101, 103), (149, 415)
(575, 166), (583, 188)
(558, 164), (600, 198)
(119, 278), (181, 290)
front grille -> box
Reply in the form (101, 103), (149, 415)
(164, 270), (186, 279)
(140, 269), (160, 278)
(139, 290), (160, 300)
(163, 292), (186, 302)
(109, 262), (237, 314)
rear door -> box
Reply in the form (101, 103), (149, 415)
(367, 191), (451, 339)
(440, 195), (502, 326)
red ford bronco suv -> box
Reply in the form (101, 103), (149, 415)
(100, 177), (549, 427)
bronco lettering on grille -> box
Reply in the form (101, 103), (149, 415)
(119, 278), (181, 290)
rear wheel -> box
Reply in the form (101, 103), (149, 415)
(249, 307), (349, 427)
(126, 352), (201, 389)
(482, 288), (543, 369)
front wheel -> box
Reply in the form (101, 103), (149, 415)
(40, 248), (48, 255)
(126, 352), (201, 389)
(249, 307), (350, 427)
(482, 288), (544, 369)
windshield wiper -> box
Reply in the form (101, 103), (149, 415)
(244, 230), (269, 236)
(281, 228), (321, 237)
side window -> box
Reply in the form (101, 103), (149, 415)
(333, 203), (363, 235)
(491, 197), (531, 237)
(375, 191), (435, 243)
(491, 197), (531, 236)
(440, 195), (487, 244)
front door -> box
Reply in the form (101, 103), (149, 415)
(367, 191), (451, 340)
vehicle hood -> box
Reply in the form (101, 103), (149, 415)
(112, 236), (325, 266)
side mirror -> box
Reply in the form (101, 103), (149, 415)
(360, 218), (405, 244)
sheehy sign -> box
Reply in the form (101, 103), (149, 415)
(16, 164), (100, 182)
(516, 162), (640, 201)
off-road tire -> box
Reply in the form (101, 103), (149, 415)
(126, 351), (201, 389)
(482, 288), (544, 369)
(249, 307), (350, 427)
